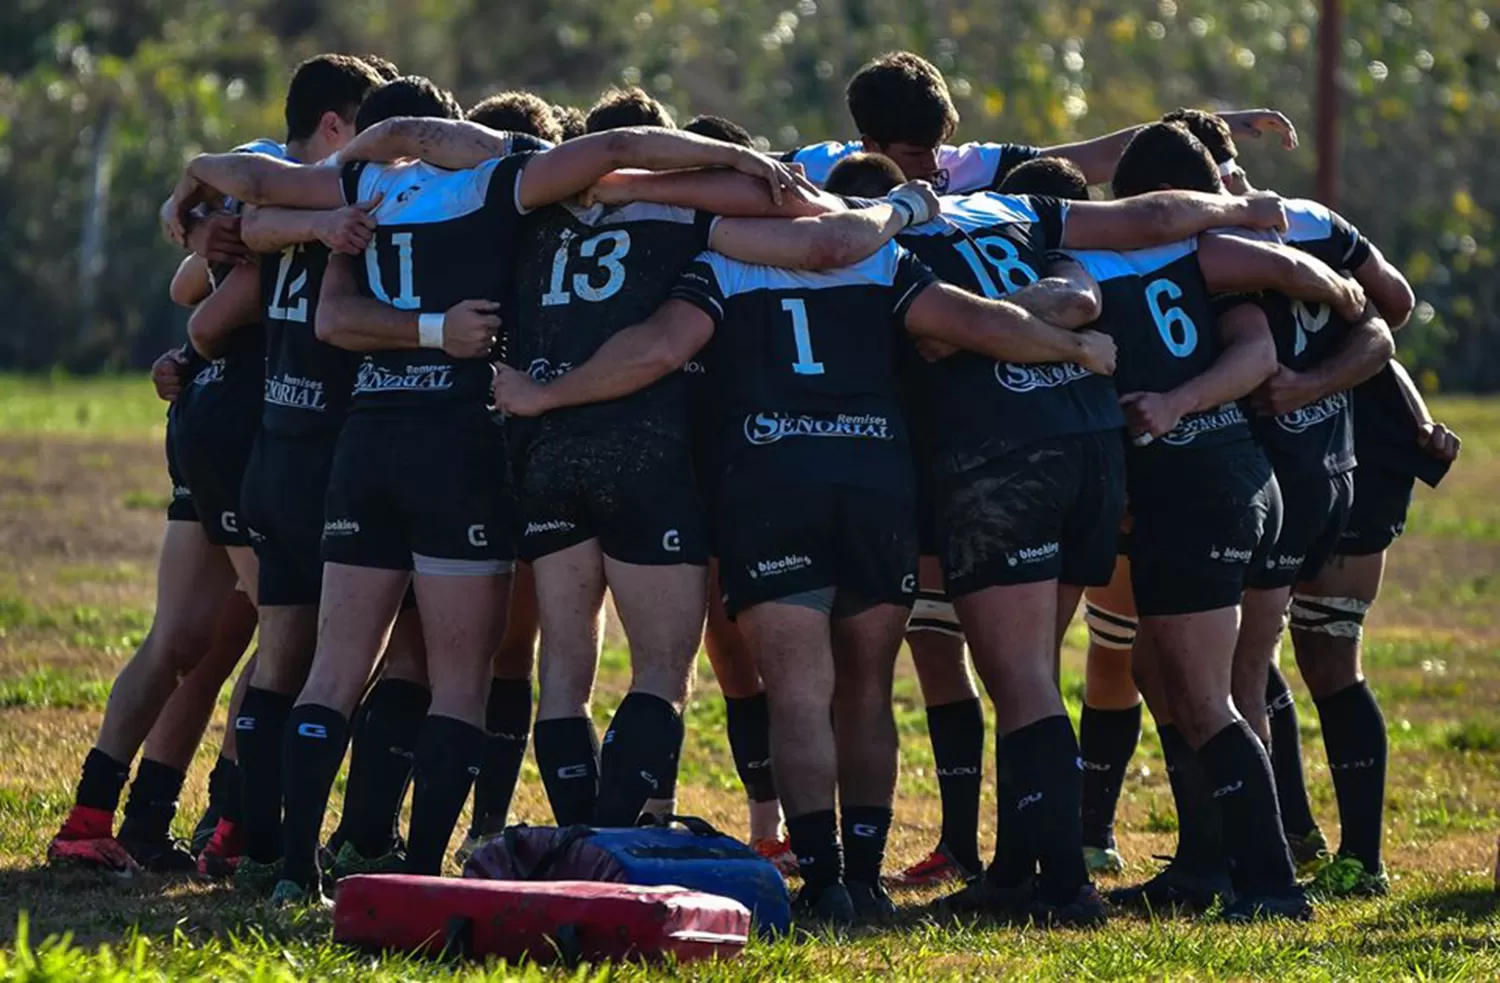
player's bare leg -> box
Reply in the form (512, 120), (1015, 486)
(1233, 586), (1293, 745)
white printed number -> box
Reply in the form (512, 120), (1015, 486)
(266, 248), (308, 323)
(1292, 301), (1330, 357)
(781, 298), (824, 376)
(1145, 277), (1198, 358)
(542, 230), (631, 306)
(954, 235), (1038, 299)
(366, 231), (421, 309)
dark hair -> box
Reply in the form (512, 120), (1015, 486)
(1161, 108), (1237, 165)
(285, 54), (383, 141)
(585, 86), (674, 133)
(354, 75), (464, 133)
(684, 114), (754, 147)
(468, 90), (563, 144)
(846, 51), (958, 149)
(552, 104), (588, 141)
(998, 156), (1090, 201)
(361, 54), (402, 82)
(824, 152), (905, 198)
(1111, 122), (1222, 199)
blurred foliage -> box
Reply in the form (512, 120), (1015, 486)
(1, 0), (1497, 388)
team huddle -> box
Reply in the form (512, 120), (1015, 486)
(45, 50), (1461, 929)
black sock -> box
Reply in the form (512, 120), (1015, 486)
(279, 704), (349, 888)
(339, 679), (430, 857)
(1314, 681), (1387, 872)
(596, 693), (684, 826)
(534, 717), (600, 826)
(841, 805), (893, 885)
(1158, 724), (1226, 876)
(1198, 719), (1297, 894)
(787, 809), (843, 893)
(75, 748), (130, 814)
(472, 678), (532, 837)
(117, 758), (185, 845)
(207, 755), (242, 825)
(235, 686), (295, 863)
(406, 714), (485, 875)
(1265, 666), (1317, 839)
(725, 694), (777, 803)
(1002, 715), (1089, 904)
(1079, 703), (1141, 850)
(925, 698), (984, 871)
(988, 733), (1033, 888)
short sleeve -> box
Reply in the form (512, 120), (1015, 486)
(692, 210), (717, 251)
(339, 160), (368, 207)
(892, 248), (938, 319)
(783, 142), (859, 187)
(937, 142), (1044, 194)
(485, 151), (535, 220)
(1024, 195), (1070, 251)
(1328, 210), (1372, 270)
(1283, 199), (1372, 272)
(669, 254), (728, 328)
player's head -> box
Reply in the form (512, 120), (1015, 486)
(1162, 108), (1251, 194)
(284, 54), (384, 155)
(846, 51), (959, 180)
(684, 115), (754, 147)
(586, 86), (675, 133)
(355, 75), (463, 133)
(824, 152), (905, 198)
(1111, 122), (1222, 199)
(468, 90), (563, 144)
(998, 156), (1090, 201)
(552, 104), (588, 141)
(361, 54), (402, 82)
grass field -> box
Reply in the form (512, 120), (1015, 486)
(0, 374), (1497, 980)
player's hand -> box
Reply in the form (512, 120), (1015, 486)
(728, 148), (801, 206)
(1222, 109), (1298, 151)
(316, 194), (383, 255)
(150, 347), (192, 403)
(442, 299), (502, 359)
(1418, 421), (1461, 462)
(1241, 191), (1288, 234)
(184, 210), (252, 265)
(161, 172), (211, 247)
(1334, 277), (1368, 323)
(1120, 390), (1185, 442)
(888, 180), (941, 226)
(1251, 365), (1320, 417)
(492, 362), (552, 417)
(1074, 329), (1117, 377)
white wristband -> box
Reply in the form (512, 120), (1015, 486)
(418, 313), (445, 350)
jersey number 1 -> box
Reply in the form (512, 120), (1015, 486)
(781, 298), (824, 376)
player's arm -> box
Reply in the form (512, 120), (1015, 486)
(1007, 257), (1103, 328)
(1198, 234), (1365, 320)
(1041, 110), (1296, 184)
(1351, 242), (1415, 329)
(314, 252), (501, 357)
(587, 168), (833, 218)
(186, 263), (261, 359)
(494, 299), (715, 418)
(1060, 192), (1287, 250)
(169, 255), (211, 308)
(708, 184), (939, 271)
(1386, 359), (1461, 461)
(161, 155), (344, 245)
(240, 196), (382, 255)
(1122, 301), (1277, 440)
(1251, 308), (1395, 417)
(903, 282), (1116, 374)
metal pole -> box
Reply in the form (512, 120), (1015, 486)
(1316, 0), (1341, 206)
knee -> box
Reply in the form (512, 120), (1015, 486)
(152, 623), (215, 679)
(1085, 600), (1138, 654)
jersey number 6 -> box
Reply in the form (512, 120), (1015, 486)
(1145, 277), (1198, 358)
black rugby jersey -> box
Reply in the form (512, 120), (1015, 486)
(340, 152), (533, 412)
(259, 242), (354, 435)
(784, 140), (1042, 194)
(897, 192), (1123, 471)
(669, 241), (936, 489)
(1068, 239), (1254, 456)
(509, 200), (715, 442)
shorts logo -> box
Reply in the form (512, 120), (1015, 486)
(172, 485), (192, 500)
(995, 361), (1092, 393)
(297, 723), (328, 740)
(527, 358), (573, 383)
(1271, 552), (1304, 571)
(220, 511), (239, 534)
(324, 518), (360, 537)
(748, 554), (812, 579)
(743, 411), (891, 445)
(468, 524), (488, 547)
(682, 360), (706, 375)
(1005, 541), (1059, 568)
(557, 764), (591, 780)
(353, 357), (454, 394)
(265, 374), (327, 412)
(662, 529), (682, 553)
(191, 359), (225, 388)
(1277, 391), (1348, 434)
(1208, 546), (1253, 563)
(525, 518), (575, 537)
(1161, 403), (1246, 446)
(900, 573), (916, 594)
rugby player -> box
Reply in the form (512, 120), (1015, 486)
(1070, 122), (1365, 920)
